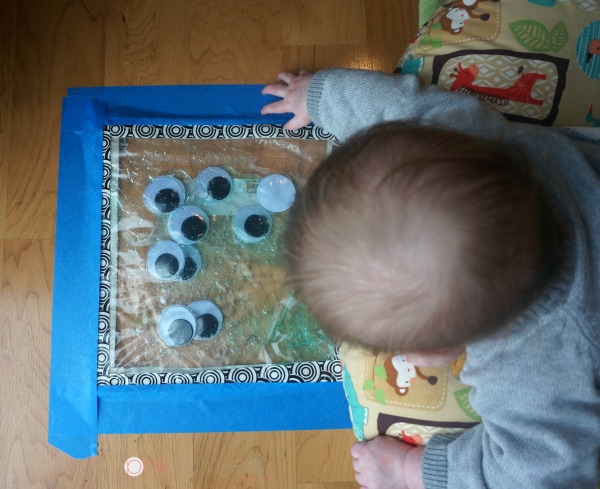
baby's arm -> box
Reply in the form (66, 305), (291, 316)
(262, 68), (511, 142)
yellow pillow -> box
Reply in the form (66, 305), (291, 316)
(340, 343), (480, 445)
(397, 0), (600, 127)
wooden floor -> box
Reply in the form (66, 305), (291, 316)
(0, 0), (418, 487)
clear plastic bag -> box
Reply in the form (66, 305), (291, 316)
(105, 132), (336, 373)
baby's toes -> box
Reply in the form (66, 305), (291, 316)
(351, 441), (367, 459)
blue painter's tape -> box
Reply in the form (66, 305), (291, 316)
(68, 85), (291, 127)
(50, 85), (350, 460)
(98, 383), (351, 434)
(49, 96), (107, 459)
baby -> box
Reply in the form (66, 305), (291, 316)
(262, 71), (600, 489)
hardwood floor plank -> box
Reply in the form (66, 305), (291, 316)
(283, 0), (418, 74)
(105, 0), (159, 85)
(0, 0), (16, 240)
(6, 0), (104, 240)
(0, 239), (97, 489)
(296, 430), (358, 484)
(189, 0), (281, 84)
(282, 46), (317, 74)
(283, 45), (395, 76)
(282, 45), (385, 80)
(158, 0), (191, 85)
(105, 0), (190, 85)
(365, 0), (418, 47)
(194, 431), (296, 488)
(297, 483), (360, 489)
(311, 45), (395, 73)
(364, 0), (419, 72)
(1, 0), (105, 486)
(281, 0), (367, 47)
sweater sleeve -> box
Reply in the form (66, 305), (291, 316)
(421, 318), (600, 489)
(306, 68), (511, 142)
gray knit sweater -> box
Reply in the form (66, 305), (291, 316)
(306, 69), (600, 489)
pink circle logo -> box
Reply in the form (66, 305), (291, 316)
(124, 457), (144, 477)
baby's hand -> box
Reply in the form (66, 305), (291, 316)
(261, 71), (313, 130)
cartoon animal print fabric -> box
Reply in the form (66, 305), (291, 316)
(383, 354), (439, 396)
(397, 0), (600, 126)
(340, 344), (480, 445)
(423, 0), (501, 41)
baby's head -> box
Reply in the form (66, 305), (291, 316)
(284, 122), (549, 353)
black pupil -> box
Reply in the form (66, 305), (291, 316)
(154, 188), (180, 213)
(244, 214), (269, 238)
(181, 215), (207, 241)
(155, 253), (179, 278)
(198, 314), (219, 338)
(207, 176), (231, 200)
(179, 256), (198, 281)
(168, 319), (193, 345)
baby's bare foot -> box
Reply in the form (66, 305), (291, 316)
(351, 436), (424, 489)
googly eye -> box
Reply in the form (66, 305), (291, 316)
(195, 167), (233, 202)
(257, 174), (296, 213)
(167, 206), (210, 244)
(232, 206), (272, 243)
(188, 300), (223, 340)
(178, 246), (202, 281)
(143, 176), (186, 214)
(157, 305), (197, 346)
(147, 241), (185, 280)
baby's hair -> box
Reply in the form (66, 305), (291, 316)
(284, 122), (549, 352)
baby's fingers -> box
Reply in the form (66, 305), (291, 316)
(261, 83), (287, 98)
(261, 99), (289, 116)
(277, 72), (297, 84)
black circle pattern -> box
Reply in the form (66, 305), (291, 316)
(164, 125), (190, 138)
(108, 125), (129, 137)
(254, 124), (280, 138)
(132, 125), (161, 138)
(223, 124), (251, 139)
(192, 125), (218, 139)
(198, 369), (226, 384)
